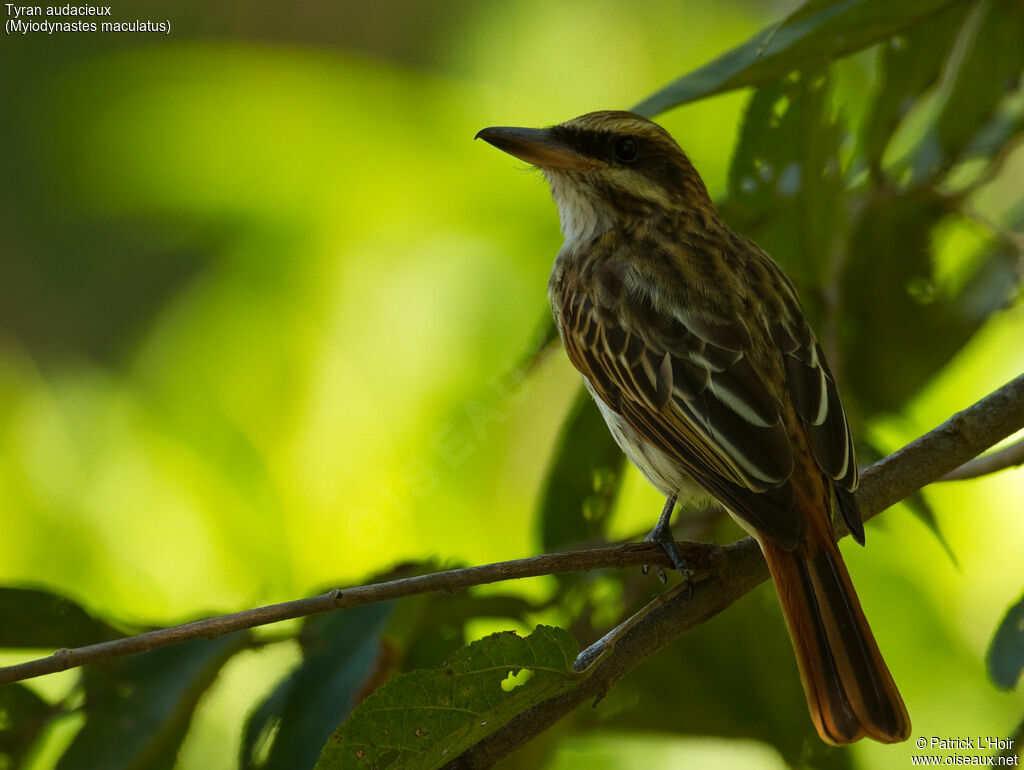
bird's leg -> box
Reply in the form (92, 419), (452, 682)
(643, 495), (691, 582)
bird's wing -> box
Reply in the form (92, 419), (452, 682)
(556, 256), (855, 548)
(768, 309), (862, 540)
(770, 316), (858, 491)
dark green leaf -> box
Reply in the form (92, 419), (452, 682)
(858, 1), (971, 172)
(988, 593), (1024, 690)
(242, 603), (394, 770)
(841, 191), (1018, 413)
(632, 0), (966, 117)
(392, 591), (538, 674)
(915, 0), (1024, 181)
(537, 387), (626, 552)
(315, 626), (579, 770)
(719, 70), (843, 310)
(961, 101), (1024, 165)
(0, 587), (118, 648)
(0, 683), (56, 767)
(58, 634), (248, 770)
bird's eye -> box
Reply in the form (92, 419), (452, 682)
(613, 137), (639, 163)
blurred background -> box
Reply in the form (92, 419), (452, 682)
(1, 1), (1022, 767)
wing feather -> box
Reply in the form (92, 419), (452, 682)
(775, 324), (859, 494)
(557, 262), (810, 545)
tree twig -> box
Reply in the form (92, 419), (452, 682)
(939, 436), (1024, 481)
(0, 544), (681, 686)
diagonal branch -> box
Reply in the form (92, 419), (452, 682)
(0, 374), (1022, 730)
(446, 373), (1024, 768)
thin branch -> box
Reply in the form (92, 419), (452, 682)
(0, 544), (681, 686)
(0, 372), (1021, 731)
(448, 373), (1024, 768)
(939, 436), (1024, 481)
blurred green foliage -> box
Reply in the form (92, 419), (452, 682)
(1, 0), (1023, 768)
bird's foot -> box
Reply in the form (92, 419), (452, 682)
(642, 496), (691, 584)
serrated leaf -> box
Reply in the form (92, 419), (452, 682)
(386, 583), (536, 674)
(632, 0), (966, 117)
(58, 635), (247, 770)
(0, 587), (119, 648)
(858, 1), (971, 172)
(988, 593), (1024, 690)
(0, 683), (54, 767)
(719, 70), (843, 311)
(315, 626), (579, 770)
(537, 387), (626, 552)
(400, 592), (537, 671)
(242, 603), (395, 770)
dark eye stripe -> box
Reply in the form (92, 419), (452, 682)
(550, 127), (638, 163)
(549, 122), (706, 201)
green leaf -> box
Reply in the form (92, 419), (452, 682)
(858, 1), (971, 172)
(962, 105), (1024, 167)
(0, 683), (55, 767)
(315, 626), (579, 770)
(632, 0), (967, 117)
(0, 587), (118, 648)
(392, 591), (538, 674)
(988, 593), (1024, 690)
(537, 387), (626, 552)
(57, 634), (247, 770)
(841, 191), (1018, 413)
(242, 603), (394, 770)
(914, 0), (1024, 181)
(719, 70), (844, 310)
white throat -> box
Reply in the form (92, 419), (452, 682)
(544, 171), (615, 246)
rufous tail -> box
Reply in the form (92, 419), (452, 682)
(758, 517), (911, 745)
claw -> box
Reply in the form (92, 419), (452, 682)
(640, 561), (668, 583)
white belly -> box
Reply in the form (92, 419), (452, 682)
(583, 377), (709, 505)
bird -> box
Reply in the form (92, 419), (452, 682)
(476, 110), (911, 745)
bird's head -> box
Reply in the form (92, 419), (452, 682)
(476, 110), (713, 244)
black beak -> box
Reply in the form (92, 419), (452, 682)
(475, 126), (592, 171)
